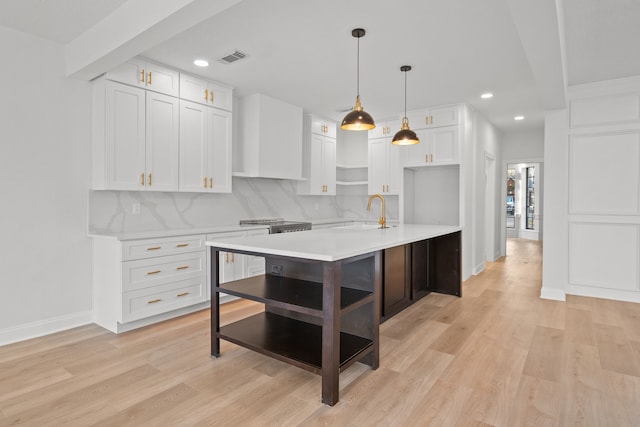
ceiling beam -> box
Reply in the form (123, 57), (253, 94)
(65, 0), (243, 80)
(505, 0), (567, 109)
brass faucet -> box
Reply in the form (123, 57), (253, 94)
(367, 194), (387, 228)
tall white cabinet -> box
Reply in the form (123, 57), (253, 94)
(368, 119), (401, 195)
(298, 115), (337, 195)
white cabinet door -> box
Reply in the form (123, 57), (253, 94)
(429, 106), (458, 127)
(307, 133), (325, 195)
(430, 126), (458, 165)
(179, 100), (208, 192)
(402, 128), (430, 167)
(180, 73), (233, 111)
(208, 107), (232, 193)
(105, 81), (146, 190)
(145, 91), (179, 191)
(369, 138), (388, 195)
(323, 137), (337, 195)
(179, 101), (232, 193)
(368, 136), (400, 195)
(107, 58), (179, 97)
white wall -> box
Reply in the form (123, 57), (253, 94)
(502, 128), (544, 161)
(471, 110), (502, 274)
(0, 26), (93, 344)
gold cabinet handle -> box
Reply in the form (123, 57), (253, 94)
(147, 71), (152, 85)
(176, 243), (189, 248)
(176, 265), (190, 270)
(231, 253), (235, 262)
(426, 116), (429, 126)
(426, 154), (428, 163)
(204, 89), (208, 101)
(141, 173), (145, 186)
(140, 69), (145, 83)
(209, 177), (213, 188)
(430, 154), (434, 162)
(147, 270), (161, 275)
(148, 173), (152, 186)
(209, 90), (214, 103)
(177, 292), (190, 297)
(203, 177), (208, 188)
(147, 246), (161, 251)
(430, 115), (433, 125)
(147, 299), (161, 304)
(225, 253), (229, 263)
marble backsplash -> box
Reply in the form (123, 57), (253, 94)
(88, 177), (398, 234)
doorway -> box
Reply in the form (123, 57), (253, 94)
(501, 160), (544, 257)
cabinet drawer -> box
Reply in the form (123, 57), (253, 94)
(122, 252), (206, 292)
(123, 235), (205, 260)
(121, 277), (206, 323)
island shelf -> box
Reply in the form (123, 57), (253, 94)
(210, 247), (381, 406)
(219, 311), (373, 375)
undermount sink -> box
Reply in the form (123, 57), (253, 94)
(334, 223), (387, 230)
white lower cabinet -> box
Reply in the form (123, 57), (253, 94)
(92, 234), (207, 333)
(206, 229), (268, 301)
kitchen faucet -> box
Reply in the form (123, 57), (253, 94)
(367, 194), (387, 228)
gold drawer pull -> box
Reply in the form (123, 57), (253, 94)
(147, 246), (161, 251)
(177, 292), (190, 297)
(147, 270), (161, 275)
(176, 243), (189, 248)
(209, 90), (214, 103)
(140, 69), (145, 83)
(148, 299), (161, 304)
(141, 173), (145, 186)
(147, 71), (152, 84)
(176, 265), (190, 270)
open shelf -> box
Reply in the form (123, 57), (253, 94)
(336, 164), (367, 169)
(216, 274), (373, 317)
(219, 312), (373, 375)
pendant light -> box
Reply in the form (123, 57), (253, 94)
(341, 28), (376, 131)
(392, 65), (420, 145)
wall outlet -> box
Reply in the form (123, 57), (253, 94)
(132, 203), (141, 215)
(271, 265), (283, 276)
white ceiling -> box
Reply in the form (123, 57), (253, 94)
(1, 0), (639, 133)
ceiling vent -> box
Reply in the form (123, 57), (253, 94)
(218, 50), (247, 64)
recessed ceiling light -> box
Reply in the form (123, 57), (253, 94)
(514, 115), (525, 121)
(193, 59), (209, 67)
(481, 93), (493, 99)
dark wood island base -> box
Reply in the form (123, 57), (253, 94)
(209, 229), (461, 406)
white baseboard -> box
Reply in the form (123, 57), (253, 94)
(0, 310), (93, 346)
(565, 284), (640, 304)
(472, 262), (485, 275)
(540, 286), (566, 301)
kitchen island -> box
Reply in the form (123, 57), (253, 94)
(207, 224), (461, 405)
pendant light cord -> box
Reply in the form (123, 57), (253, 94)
(356, 36), (360, 97)
(404, 70), (407, 117)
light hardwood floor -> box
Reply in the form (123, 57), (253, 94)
(1, 238), (640, 426)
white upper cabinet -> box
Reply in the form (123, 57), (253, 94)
(368, 120), (401, 195)
(106, 58), (179, 97)
(93, 79), (179, 191)
(144, 91), (180, 191)
(298, 115), (337, 195)
(179, 100), (232, 193)
(402, 126), (459, 167)
(180, 73), (233, 111)
(406, 105), (459, 129)
(368, 119), (400, 139)
(236, 93), (303, 180)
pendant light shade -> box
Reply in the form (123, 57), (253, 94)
(341, 28), (375, 131)
(392, 65), (420, 145)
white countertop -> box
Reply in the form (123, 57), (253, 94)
(206, 224), (461, 262)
